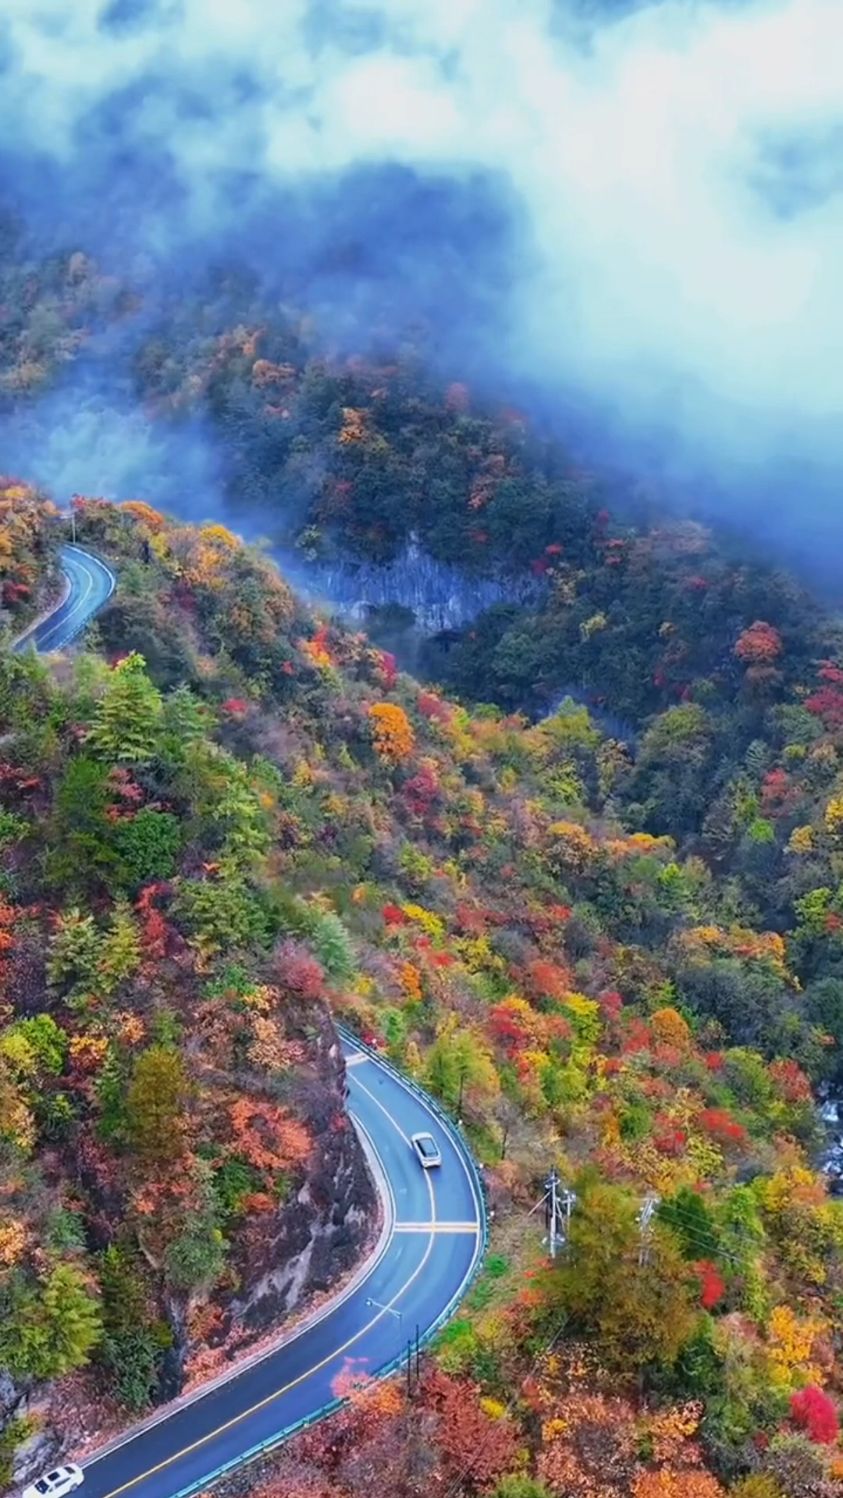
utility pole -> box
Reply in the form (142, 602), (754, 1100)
(415, 1323), (420, 1381)
(406, 1338), (413, 1398)
(638, 1192), (660, 1268)
(70, 505), (76, 545)
(541, 1169), (576, 1260)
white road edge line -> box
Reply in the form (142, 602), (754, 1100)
(36, 553), (94, 650)
(96, 1055), (442, 1498)
(35, 546), (116, 651)
(84, 1104), (395, 1468)
(22, 537), (483, 1496)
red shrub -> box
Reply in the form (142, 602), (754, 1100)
(272, 939), (324, 1000)
(698, 1108), (747, 1146)
(377, 650), (397, 690)
(790, 1386), (839, 1445)
(696, 1261), (726, 1309)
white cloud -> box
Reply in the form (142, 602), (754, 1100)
(2, 0), (842, 488)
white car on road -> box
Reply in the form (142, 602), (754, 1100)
(411, 1131), (442, 1168)
(23, 1465), (84, 1498)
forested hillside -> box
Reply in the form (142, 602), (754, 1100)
(0, 498), (378, 1481)
(2, 490), (843, 1494)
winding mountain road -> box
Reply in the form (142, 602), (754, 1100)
(22, 542), (486, 1498)
(12, 544), (116, 654)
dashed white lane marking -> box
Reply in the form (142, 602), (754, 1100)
(394, 1222), (480, 1234)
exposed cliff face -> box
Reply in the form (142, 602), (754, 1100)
(155, 1006), (379, 1390)
(278, 535), (541, 633)
(1, 1372), (63, 1487)
(224, 1020), (377, 1337)
(8, 1009), (378, 1484)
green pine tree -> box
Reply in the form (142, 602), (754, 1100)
(88, 651), (162, 763)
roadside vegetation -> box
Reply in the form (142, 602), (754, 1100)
(1, 490), (843, 1493)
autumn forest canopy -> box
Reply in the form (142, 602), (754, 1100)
(0, 472), (842, 1496)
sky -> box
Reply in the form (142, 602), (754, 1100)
(0, 0), (840, 571)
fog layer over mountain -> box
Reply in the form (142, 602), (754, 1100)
(0, 0), (839, 570)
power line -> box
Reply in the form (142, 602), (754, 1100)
(439, 1308), (571, 1498)
(434, 1184), (764, 1496)
(654, 1200), (765, 1266)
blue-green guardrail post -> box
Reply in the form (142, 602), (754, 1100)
(170, 1022), (488, 1498)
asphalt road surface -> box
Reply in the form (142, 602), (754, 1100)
(22, 555), (485, 1497)
(12, 544), (116, 653)
(80, 1040), (484, 1498)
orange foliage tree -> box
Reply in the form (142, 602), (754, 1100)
(227, 1097), (311, 1174)
(368, 703), (415, 765)
(734, 620), (783, 665)
(633, 1472), (724, 1498)
(420, 1367), (519, 1489)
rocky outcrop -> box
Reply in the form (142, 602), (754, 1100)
(5, 1009), (378, 1483)
(277, 534), (541, 633)
(224, 1017), (377, 1336)
(1, 1373), (62, 1487)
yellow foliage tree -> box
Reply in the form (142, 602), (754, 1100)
(787, 824), (815, 855)
(651, 1007), (692, 1052)
(766, 1303), (827, 1388)
(369, 702), (414, 764)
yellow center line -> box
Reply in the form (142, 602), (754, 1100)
(94, 1060), (437, 1498)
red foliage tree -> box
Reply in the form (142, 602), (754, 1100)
(377, 650), (397, 690)
(228, 1097), (311, 1173)
(135, 881), (174, 962)
(402, 762), (441, 818)
(760, 768), (792, 815)
(696, 1260), (726, 1309)
(272, 939), (324, 1001)
(734, 620), (783, 665)
(768, 1058), (813, 1104)
(416, 691), (452, 724)
(698, 1108), (747, 1146)
(381, 904), (406, 926)
(599, 990), (624, 1022)
(805, 685), (843, 728)
(524, 958), (571, 1001)
(790, 1385), (840, 1444)
(445, 381), (469, 412)
(817, 659), (843, 685)
(420, 1368), (519, 1488)
(653, 1116), (687, 1156)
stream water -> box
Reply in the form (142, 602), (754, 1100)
(819, 1095), (843, 1194)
